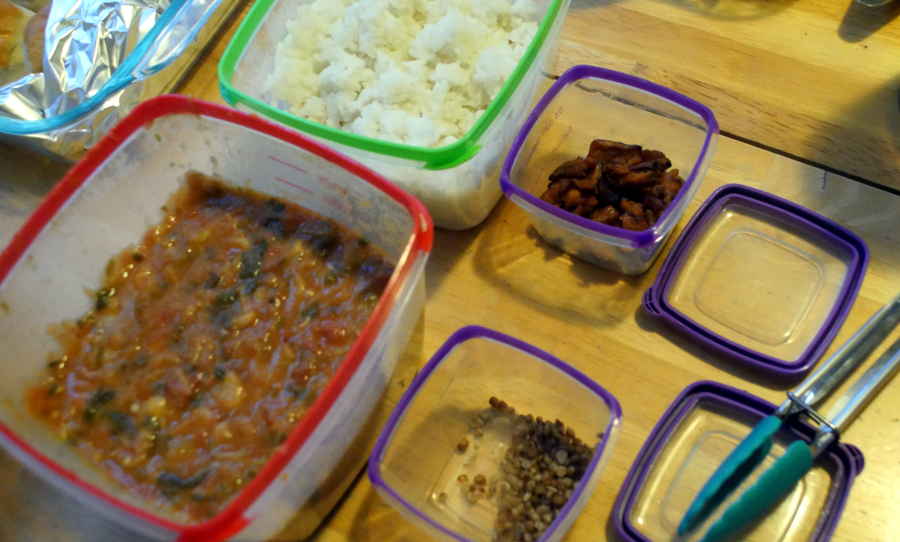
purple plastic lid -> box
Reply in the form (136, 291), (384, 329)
(367, 325), (623, 542)
(499, 64), (719, 249)
(643, 184), (868, 380)
(612, 380), (865, 542)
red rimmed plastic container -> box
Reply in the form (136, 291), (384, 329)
(0, 95), (433, 541)
(501, 65), (718, 275)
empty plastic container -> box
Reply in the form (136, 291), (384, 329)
(368, 325), (622, 542)
(0, 95), (433, 541)
(612, 381), (864, 542)
(218, 0), (572, 230)
(643, 184), (868, 379)
(501, 64), (719, 274)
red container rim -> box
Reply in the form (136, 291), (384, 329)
(0, 95), (433, 542)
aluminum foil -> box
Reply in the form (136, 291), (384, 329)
(0, 0), (222, 159)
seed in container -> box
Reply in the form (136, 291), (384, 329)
(486, 398), (594, 542)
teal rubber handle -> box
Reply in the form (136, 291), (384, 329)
(678, 415), (783, 535)
(700, 440), (814, 542)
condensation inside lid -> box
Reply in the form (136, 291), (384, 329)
(629, 398), (836, 541)
(664, 198), (854, 363)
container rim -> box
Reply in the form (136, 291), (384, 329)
(0, 0), (199, 135)
(0, 95), (433, 542)
(642, 184), (869, 380)
(611, 380), (865, 542)
(217, 0), (566, 171)
(367, 324), (623, 542)
(500, 64), (719, 249)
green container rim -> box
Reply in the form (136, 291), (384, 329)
(218, 0), (564, 171)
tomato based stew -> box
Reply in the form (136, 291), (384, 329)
(28, 172), (394, 521)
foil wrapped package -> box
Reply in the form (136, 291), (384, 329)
(0, 0), (223, 159)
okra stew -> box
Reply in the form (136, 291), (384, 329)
(27, 172), (394, 521)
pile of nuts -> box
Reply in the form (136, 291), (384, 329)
(539, 139), (684, 231)
(449, 397), (596, 542)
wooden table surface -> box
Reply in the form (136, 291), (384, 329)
(551, 0), (900, 191)
(2, 1), (900, 541)
(179, 0), (900, 192)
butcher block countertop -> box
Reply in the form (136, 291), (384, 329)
(1, 1), (898, 541)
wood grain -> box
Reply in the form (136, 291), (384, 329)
(2, 2), (899, 541)
(3, 121), (896, 542)
(176, 0), (900, 191)
(301, 133), (900, 542)
(550, 0), (900, 190)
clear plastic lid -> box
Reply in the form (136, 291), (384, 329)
(644, 184), (868, 379)
(613, 381), (864, 542)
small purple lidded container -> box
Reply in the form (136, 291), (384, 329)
(643, 184), (869, 380)
(368, 326), (622, 542)
(612, 381), (864, 542)
(501, 64), (719, 275)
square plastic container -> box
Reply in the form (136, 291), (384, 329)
(368, 325), (622, 542)
(0, 96), (433, 542)
(612, 381), (864, 542)
(643, 184), (868, 380)
(500, 65), (719, 275)
(218, 0), (571, 230)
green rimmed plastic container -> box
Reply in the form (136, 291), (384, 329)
(218, 0), (571, 230)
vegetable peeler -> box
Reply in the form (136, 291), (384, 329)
(678, 293), (900, 541)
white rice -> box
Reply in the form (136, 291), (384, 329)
(267, 0), (541, 148)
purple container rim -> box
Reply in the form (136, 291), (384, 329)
(499, 64), (720, 249)
(642, 183), (869, 379)
(367, 325), (623, 542)
(611, 380), (865, 542)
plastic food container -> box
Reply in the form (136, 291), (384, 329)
(218, 0), (572, 230)
(612, 381), (864, 542)
(0, 0), (239, 160)
(500, 65), (719, 275)
(643, 184), (868, 380)
(0, 96), (433, 542)
(368, 326), (622, 542)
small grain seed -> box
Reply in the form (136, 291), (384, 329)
(554, 449), (568, 465)
(465, 486), (481, 504)
(456, 437), (469, 453)
(457, 474), (468, 484)
(437, 492), (448, 503)
(481, 397), (594, 542)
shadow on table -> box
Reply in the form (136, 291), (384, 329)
(795, 75), (900, 266)
(571, 0), (798, 21)
(327, 484), (423, 542)
(470, 199), (652, 328)
(424, 226), (482, 302)
(838, 0), (900, 42)
(632, 304), (800, 390)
